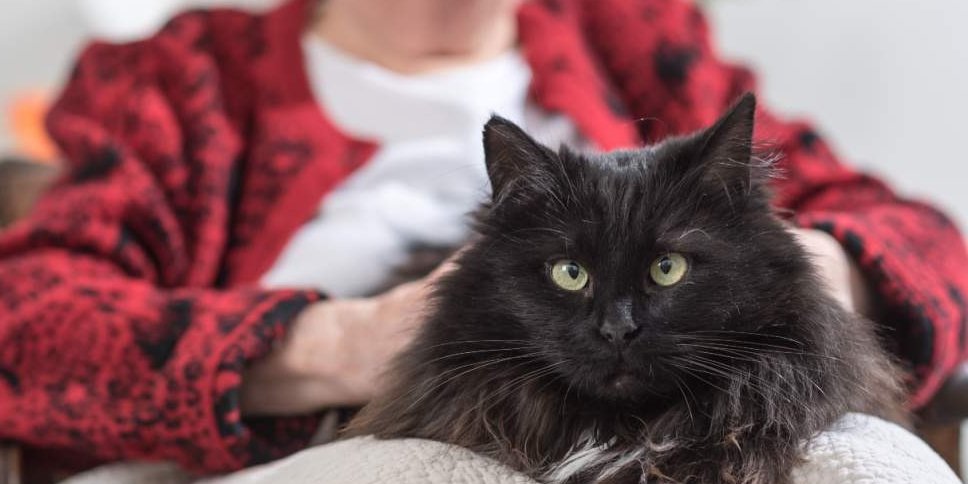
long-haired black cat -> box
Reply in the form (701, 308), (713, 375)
(346, 94), (905, 484)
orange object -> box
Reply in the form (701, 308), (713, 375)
(8, 90), (59, 163)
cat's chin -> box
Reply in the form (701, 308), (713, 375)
(595, 373), (648, 402)
(576, 368), (677, 406)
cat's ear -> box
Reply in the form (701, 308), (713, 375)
(695, 92), (757, 189)
(483, 115), (555, 201)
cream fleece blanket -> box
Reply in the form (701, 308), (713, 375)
(61, 414), (959, 484)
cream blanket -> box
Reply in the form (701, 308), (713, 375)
(61, 414), (959, 484)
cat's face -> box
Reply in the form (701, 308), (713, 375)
(462, 95), (815, 406)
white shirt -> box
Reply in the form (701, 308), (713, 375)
(260, 35), (582, 296)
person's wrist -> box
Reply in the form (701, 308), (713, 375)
(846, 252), (875, 318)
(240, 297), (378, 415)
(288, 299), (345, 378)
(790, 227), (856, 311)
(291, 297), (376, 379)
(808, 229), (875, 315)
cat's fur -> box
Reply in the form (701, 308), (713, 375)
(345, 94), (906, 484)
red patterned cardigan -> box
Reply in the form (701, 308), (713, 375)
(0, 0), (965, 474)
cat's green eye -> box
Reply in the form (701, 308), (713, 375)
(649, 253), (688, 287)
(550, 260), (590, 292)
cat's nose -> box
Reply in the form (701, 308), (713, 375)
(599, 299), (640, 346)
(599, 319), (641, 346)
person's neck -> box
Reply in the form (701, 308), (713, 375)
(311, 1), (519, 75)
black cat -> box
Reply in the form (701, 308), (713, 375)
(346, 94), (905, 484)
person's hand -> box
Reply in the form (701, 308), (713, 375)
(240, 259), (457, 416)
(789, 227), (874, 315)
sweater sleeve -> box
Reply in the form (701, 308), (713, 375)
(580, 0), (968, 407)
(0, 24), (323, 473)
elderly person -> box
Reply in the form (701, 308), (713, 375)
(0, 0), (965, 476)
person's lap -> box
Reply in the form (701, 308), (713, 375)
(60, 413), (958, 484)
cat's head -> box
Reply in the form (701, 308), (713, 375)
(442, 94), (821, 406)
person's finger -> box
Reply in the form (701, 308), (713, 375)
(426, 245), (467, 281)
(789, 228), (855, 311)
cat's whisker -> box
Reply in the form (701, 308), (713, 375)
(680, 348), (851, 405)
(418, 346), (550, 366)
(449, 356), (549, 431)
(673, 351), (790, 403)
(484, 362), (564, 412)
(676, 228), (711, 241)
(671, 355), (773, 400)
(670, 373), (695, 424)
(665, 359), (732, 396)
(681, 330), (806, 347)
(421, 339), (535, 349)
(398, 353), (547, 413)
(671, 337), (813, 355)
(673, 340), (813, 358)
(678, 353), (793, 405)
(672, 339), (844, 362)
(714, 172), (735, 213)
(548, 150), (578, 208)
(561, 377), (576, 415)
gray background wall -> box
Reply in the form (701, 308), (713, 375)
(1, 0), (966, 228)
(0, 0), (967, 477)
(0, 1), (86, 150)
(707, 0), (968, 229)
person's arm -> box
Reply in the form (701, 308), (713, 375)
(240, 265), (445, 416)
(0, 35), (325, 473)
(580, 0), (968, 408)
